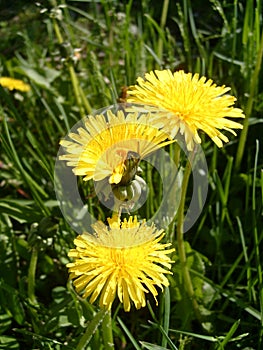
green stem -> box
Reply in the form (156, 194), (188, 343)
(146, 162), (155, 219)
(28, 246), (38, 305)
(68, 64), (86, 118)
(102, 310), (114, 349)
(79, 84), (93, 115)
(53, 18), (63, 44)
(28, 246), (40, 332)
(173, 142), (181, 169)
(157, 0), (169, 63)
(168, 143), (181, 242)
(235, 28), (263, 171)
(176, 156), (201, 322)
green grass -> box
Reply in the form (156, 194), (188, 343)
(0, 0), (262, 349)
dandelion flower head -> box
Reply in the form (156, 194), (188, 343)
(67, 216), (174, 311)
(0, 77), (30, 92)
(127, 69), (244, 150)
(60, 109), (173, 184)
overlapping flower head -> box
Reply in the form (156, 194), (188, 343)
(60, 109), (173, 185)
(67, 216), (174, 311)
(127, 69), (244, 150)
(59, 107), (176, 311)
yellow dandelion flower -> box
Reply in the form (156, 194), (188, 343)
(60, 110), (173, 184)
(0, 77), (30, 92)
(127, 69), (244, 150)
(67, 216), (174, 312)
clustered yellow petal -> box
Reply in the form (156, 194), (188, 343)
(67, 217), (174, 312)
(127, 69), (244, 150)
(107, 213), (142, 229)
(60, 110), (173, 183)
(0, 77), (30, 92)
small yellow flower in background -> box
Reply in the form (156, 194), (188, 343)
(67, 216), (174, 312)
(60, 110), (173, 184)
(0, 77), (30, 92)
(127, 69), (244, 150)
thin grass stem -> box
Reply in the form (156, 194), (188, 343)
(53, 18), (90, 118)
(157, 0), (169, 63)
(235, 29), (263, 170)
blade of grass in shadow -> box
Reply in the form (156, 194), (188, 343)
(53, 97), (72, 131)
(75, 308), (107, 350)
(0, 87), (25, 125)
(25, 130), (54, 181)
(236, 216), (255, 302)
(207, 250), (244, 309)
(187, 0), (207, 73)
(13, 328), (75, 349)
(30, 83), (66, 135)
(252, 140), (263, 345)
(0, 200), (42, 223)
(52, 16), (92, 116)
(144, 44), (163, 67)
(117, 316), (141, 350)
(169, 321), (247, 347)
(147, 302), (178, 350)
(235, 0), (263, 170)
(27, 245), (40, 333)
(124, 0), (134, 85)
(190, 267), (262, 321)
(172, 1), (192, 70)
(215, 319), (240, 349)
(140, 342), (169, 350)
(88, 50), (111, 106)
(2, 117), (50, 216)
(144, 13), (167, 66)
(108, 69), (119, 104)
(157, 0), (169, 63)
(160, 287), (171, 348)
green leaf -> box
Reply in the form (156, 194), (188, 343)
(140, 342), (169, 350)
(0, 336), (19, 349)
(0, 282), (25, 325)
(117, 316), (141, 350)
(14, 65), (60, 90)
(76, 309), (107, 350)
(0, 199), (42, 223)
(171, 242), (206, 302)
(0, 314), (12, 335)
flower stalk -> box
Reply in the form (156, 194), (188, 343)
(28, 246), (40, 333)
(176, 154), (201, 322)
(68, 63), (86, 118)
(28, 246), (38, 305)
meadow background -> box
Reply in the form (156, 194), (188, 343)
(0, 0), (262, 349)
